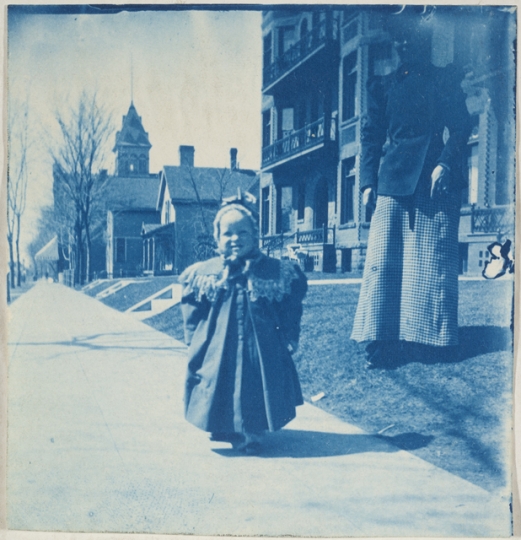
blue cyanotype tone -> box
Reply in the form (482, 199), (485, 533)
(6, 4), (517, 537)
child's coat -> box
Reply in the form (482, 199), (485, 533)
(180, 253), (307, 434)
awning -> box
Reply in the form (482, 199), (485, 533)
(35, 236), (59, 261)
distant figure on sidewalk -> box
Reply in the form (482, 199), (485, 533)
(351, 8), (472, 367)
(180, 192), (307, 454)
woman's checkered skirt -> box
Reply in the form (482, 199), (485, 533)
(351, 191), (460, 347)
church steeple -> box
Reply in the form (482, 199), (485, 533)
(113, 103), (152, 177)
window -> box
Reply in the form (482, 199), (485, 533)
(165, 200), (170, 223)
(342, 52), (358, 122)
(467, 142), (479, 205)
(458, 243), (468, 275)
(263, 32), (272, 68)
(278, 26), (295, 58)
(129, 154), (137, 174)
(462, 115), (480, 205)
(300, 18), (308, 39)
(340, 158), (356, 224)
(312, 11), (320, 29)
(341, 248), (352, 273)
(297, 183), (305, 221)
(261, 187), (270, 235)
(262, 110), (272, 147)
(115, 238), (126, 263)
(279, 186), (292, 233)
(281, 108), (294, 138)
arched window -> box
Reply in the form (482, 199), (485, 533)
(139, 155), (147, 174)
(300, 17), (308, 39)
(129, 154), (137, 174)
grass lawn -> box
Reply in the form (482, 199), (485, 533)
(100, 276), (179, 311)
(295, 279), (513, 493)
(144, 278), (513, 493)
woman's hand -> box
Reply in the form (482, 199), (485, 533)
(431, 164), (450, 198)
(363, 187), (376, 209)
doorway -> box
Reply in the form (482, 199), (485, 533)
(314, 177), (329, 230)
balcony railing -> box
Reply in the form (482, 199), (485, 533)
(263, 18), (338, 89)
(471, 206), (514, 234)
(261, 225), (335, 253)
(262, 117), (326, 168)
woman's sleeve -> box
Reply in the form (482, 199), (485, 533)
(437, 64), (472, 170)
(360, 75), (388, 192)
(278, 264), (308, 349)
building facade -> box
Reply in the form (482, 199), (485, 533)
(142, 146), (258, 275)
(259, 6), (515, 274)
(105, 102), (160, 278)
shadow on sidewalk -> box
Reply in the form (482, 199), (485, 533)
(14, 331), (187, 352)
(212, 429), (433, 459)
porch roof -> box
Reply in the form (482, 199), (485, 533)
(142, 222), (175, 238)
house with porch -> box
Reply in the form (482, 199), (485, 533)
(259, 6), (515, 274)
(142, 146), (258, 275)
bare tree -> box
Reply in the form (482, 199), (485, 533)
(51, 91), (113, 285)
(7, 99), (30, 287)
(187, 166), (233, 261)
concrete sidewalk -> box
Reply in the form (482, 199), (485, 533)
(7, 283), (511, 537)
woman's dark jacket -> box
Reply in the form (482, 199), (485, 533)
(360, 62), (472, 196)
(180, 253), (307, 434)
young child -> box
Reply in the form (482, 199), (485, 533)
(180, 193), (307, 455)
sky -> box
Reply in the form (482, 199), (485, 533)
(7, 6), (263, 259)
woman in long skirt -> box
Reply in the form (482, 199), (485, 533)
(351, 9), (471, 367)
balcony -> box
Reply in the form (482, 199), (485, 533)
(261, 225), (337, 272)
(262, 116), (337, 170)
(470, 206), (514, 234)
(261, 225), (335, 252)
(263, 18), (338, 92)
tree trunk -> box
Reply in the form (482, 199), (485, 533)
(85, 223), (91, 284)
(75, 221), (83, 286)
(15, 214), (22, 286)
(8, 234), (15, 288)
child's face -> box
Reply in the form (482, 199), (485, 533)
(218, 210), (256, 260)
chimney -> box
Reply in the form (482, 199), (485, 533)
(179, 145), (195, 167)
(230, 148), (238, 170)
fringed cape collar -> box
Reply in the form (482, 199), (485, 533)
(180, 253), (300, 303)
